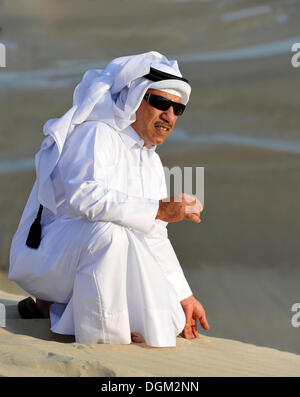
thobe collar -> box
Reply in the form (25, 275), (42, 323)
(119, 125), (157, 153)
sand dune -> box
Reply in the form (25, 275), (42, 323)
(0, 290), (299, 377)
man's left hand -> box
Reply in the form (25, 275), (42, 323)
(180, 295), (210, 339)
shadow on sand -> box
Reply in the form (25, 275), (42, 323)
(0, 298), (75, 343)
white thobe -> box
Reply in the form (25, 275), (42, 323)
(9, 121), (192, 347)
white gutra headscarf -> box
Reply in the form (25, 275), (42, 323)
(35, 51), (191, 214)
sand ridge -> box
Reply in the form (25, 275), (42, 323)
(0, 290), (300, 377)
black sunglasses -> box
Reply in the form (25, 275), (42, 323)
(143, 93), (186, 116)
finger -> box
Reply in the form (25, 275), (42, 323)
(182, 324), (194, 339)
(184, 194), (197, 204)
(191, 319), (199, 338)
(195, 198), (203, 212)
(182, 304), (194, 339)
(185, 204), (202, 214)
(185, 195), (203, 212)
(199, 313), (210, 330)
(185, 213), (201, 223)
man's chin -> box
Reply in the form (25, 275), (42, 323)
(151, 134), (169, 146)
(151, 138), (165, 146)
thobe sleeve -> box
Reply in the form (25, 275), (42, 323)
(59, 122), (159, 233)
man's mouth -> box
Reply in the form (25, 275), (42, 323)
(154, 123), (171, 135)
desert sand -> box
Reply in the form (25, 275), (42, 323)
(1, 0), (300, 377)
(0, 289), (300, 377)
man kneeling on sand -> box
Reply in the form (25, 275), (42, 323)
(9, 51), (210, 347)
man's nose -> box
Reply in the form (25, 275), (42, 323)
(161, 106), (177, 123)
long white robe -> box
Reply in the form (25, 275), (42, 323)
(9, 121), (192, 347)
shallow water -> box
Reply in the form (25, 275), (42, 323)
(1, 36), (300, 89)
(178, 36), (300, 62)
(221, 5), (273, 22)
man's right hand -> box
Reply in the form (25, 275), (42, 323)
(155, 193), (203, 223)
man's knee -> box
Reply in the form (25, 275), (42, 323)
(84, 222), (127, 257)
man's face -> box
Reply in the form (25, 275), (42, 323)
(131, 88), (181, 147)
